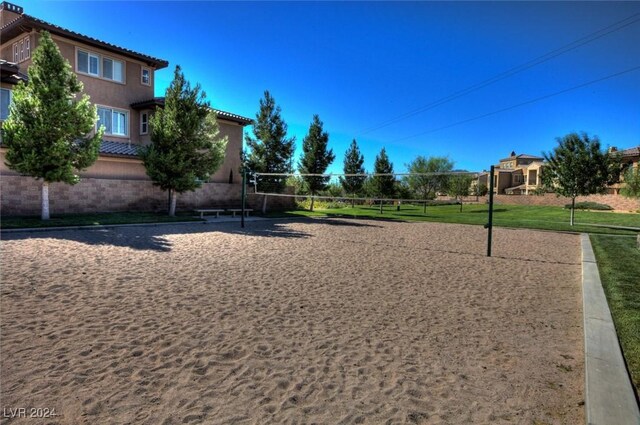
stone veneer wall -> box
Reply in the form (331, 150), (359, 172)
(439, 193), (640, 212)
(0, 175), (297, 216)
(0, 175), (243, 216)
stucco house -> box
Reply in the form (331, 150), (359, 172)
(476, 151), (545, 195)
(607, 145), (640, 195)
(0, 2), (253, 215)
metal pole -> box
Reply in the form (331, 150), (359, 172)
(241, 170), (246, 228)
(486, 165), (495, 257)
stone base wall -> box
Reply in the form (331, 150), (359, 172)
(438, 193), (640, 212)
(0, 175), (243, 216)
(490, 193), (640, 212)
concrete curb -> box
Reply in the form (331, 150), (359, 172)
(581, 233), (640, 425)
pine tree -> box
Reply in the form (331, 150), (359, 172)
(3, 31), (102, 220)
(140, 65), (227, 216)
(298, 115), (335, 211)
(372, 147), (396, 213)
(542, 132), (620, 226)
(340, 139), (366, 206)
(244, 90), (295, 194)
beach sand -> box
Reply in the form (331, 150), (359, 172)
(0, 219), (584, 424)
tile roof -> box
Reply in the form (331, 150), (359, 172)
(619, 146), (640, 157)
(99, 140), (140, 157)
(499, 153), (544, 162)
(130, 97), (253, 126)
(1, 14), (168, 69)
(0, 59), (28, 84)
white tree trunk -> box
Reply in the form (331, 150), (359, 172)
(570, 197), (575, 226)
(41, 181), (50, 220)
(169, 189), (177, 216)
(261, 195), (268, 214)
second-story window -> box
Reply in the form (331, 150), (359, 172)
(140, 112), (148, 135)
(97, 106), (128, 137)
(77, 49), (124, 82)
(12, 37), (30, 63)
(141, 67), (150, 86)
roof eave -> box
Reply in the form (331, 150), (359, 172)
(1, 16), (169, 70)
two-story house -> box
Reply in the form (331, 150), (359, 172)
(0, 2), (252, 215)
(477, 151), (545, 195)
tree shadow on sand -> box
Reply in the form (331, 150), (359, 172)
(1, 218), (380, 252)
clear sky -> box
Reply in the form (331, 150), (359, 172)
(24, 1), (640, 174)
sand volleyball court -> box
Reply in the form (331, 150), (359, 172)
(1, 219), (583, 424)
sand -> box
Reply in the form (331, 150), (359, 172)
(0, 218), (584, 424)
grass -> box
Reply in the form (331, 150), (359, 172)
(0, 211), (202, 229)
(589, 234), (640, 393)
(268, 203), (640, 235)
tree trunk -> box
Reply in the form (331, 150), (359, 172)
(261, 195), (268, 214)
(459, 199), (463, 213)
(423, 200), (427, 214)
(570, 197), (575, 226)
(310, 195), (315, 212)
(352, 195), (355, 208)
(168, 189), (178, 216)
(379, 200), (383, 214)
(41, 181), (50, 220)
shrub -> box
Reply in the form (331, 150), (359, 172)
(563, 201), (613, 211)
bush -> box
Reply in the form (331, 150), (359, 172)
(564, 201), (613, 211)
(296, 198), (347, 210)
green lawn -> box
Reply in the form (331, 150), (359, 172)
(0, 211), (202, 230)
(268, 203), (640, 235)
(589, 234), (640, 393)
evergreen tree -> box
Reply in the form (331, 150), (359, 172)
(405, 156), (454, 212)
(542, 132), (620, 225)
(140, 65), (227, 216)
(298, 115), (335, 211)
(340, 139), (366, 205)
(244, 90), (295, 193)
(372, 147), (396, 213)
(3, 31), (102, 220)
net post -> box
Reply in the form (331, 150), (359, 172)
(241, 170), (246, 228)
(487, 165), (495, 257)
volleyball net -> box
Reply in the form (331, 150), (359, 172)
(250, 171), (486, 206)
(242, 167), (497, 256)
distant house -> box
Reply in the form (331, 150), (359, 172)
(608, 145), (640, 195)
(477, 151), (545, 195)
(0, 1), (253, 215)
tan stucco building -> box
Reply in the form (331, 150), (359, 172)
(477, 151), (545, 195)
(0, 2), (253, 215)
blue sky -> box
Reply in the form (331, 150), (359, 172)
(26, 1), (640, 174)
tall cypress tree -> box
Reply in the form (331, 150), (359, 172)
(298, 115), (335, 211)
(244, 90), (295, 193)
(3, 31), (103, 220)
(340, 139), (366, 205)
(372, 147), (396, 213)
(140, 65), (228, 216)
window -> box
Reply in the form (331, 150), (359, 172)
(97, 106), (128, 136)
(77, 49), (124, 82)
(1, 89), (11, 120)
(11, 37), (30, 63)
(140, 112), (148, 134)
(141, 67), (150, 86)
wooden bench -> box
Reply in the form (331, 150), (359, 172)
(194, 208), (224, 219)
(226, 208), (253, 218)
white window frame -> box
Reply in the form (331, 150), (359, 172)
(1, 88), (12, 121)
(76, 48), (125, 84)
(141, 67), (151, 86)
(13, 43), (19, 62)
(140, 112), (149, 135)
(24, 37), (30, 59)
(96, 105), (129, 137)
